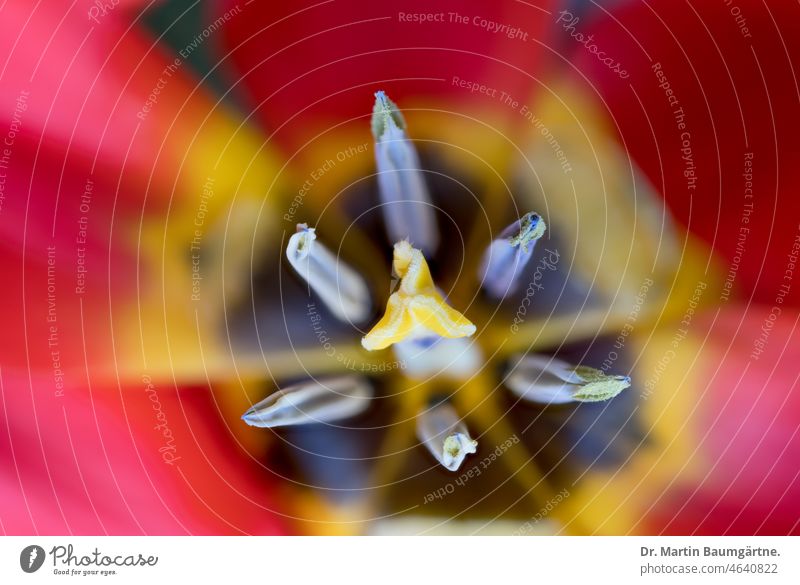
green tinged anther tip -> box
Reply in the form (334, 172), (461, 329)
(571, 366), (632, 402)
(371, 90), (406, 139)
(508, 212), (546, 253)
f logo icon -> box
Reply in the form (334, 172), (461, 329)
(20, 545), (45, 573)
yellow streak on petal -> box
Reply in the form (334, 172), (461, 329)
(361, 241), (476, 351)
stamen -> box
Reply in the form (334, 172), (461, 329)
(286, 224), (372, 324)
(361, 240), (476, 351)
(372, 91), (439, 254)
(416, 401), (477, 472)
(505, 353), (631, 404)
(241, 375), (373, 428)
(479, 212), (546, 299)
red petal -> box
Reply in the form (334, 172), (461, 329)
(571, 0), (800, 305)
(0, 2), (279, 375)
(213, 0), (556, 149)
(0, 3), (184, 368)
(1, 371), (287, 534)
(647, 307), (800, 535)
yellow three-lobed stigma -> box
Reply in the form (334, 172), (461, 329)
(361, 241), (476, 351)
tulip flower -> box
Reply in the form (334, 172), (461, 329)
(3, 0), (799, 537)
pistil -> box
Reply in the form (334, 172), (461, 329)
(361, 240), (475, 351)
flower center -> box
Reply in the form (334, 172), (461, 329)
(361, 240), (476, 351)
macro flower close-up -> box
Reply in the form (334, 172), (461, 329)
(1, 0), (799, 544)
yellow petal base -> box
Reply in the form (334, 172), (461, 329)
(361, 241), (476, 351)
